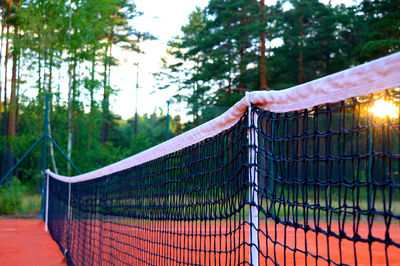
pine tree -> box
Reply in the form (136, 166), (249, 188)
(270, 0), (354, 88)
(359, 0), (400, 61)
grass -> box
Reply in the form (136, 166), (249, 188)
(0, 177), (42, 216)
(19, 193), (42, 215)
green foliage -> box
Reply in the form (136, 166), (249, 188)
(0, 0), (156, 182)
(6, 95), (184, 178)
(160, 0), (400, 115)
(358, 0), (400, 60)
(124, 111), (184, 154)
(0, 176), (42, 216)
(19, 193), (42, 215)
(0, 178), (24, 215)
(271, 0), (354, 86)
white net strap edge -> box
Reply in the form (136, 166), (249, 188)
(47, 51), (400, 183)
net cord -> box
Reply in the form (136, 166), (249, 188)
(45, 52), (400, 184)
(248, 104), (259, 266)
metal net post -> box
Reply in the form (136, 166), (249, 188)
(248, 105), (259, 266)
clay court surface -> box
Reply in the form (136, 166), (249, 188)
(1, 219), (399, 265)
(0, 219), (65, 266)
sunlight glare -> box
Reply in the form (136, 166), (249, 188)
(370, 99), (399, 119)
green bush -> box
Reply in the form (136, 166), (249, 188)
(0, 178), (24, 215)
(19, 194), (42, 215)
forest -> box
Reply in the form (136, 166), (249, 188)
(0, 0), (399, 214)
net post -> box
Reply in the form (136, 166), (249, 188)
(248, 105), (259, 266)
(45, 172), (49, 232)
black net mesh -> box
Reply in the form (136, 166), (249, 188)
(47, 177), (70, 257)
(48, 112), (251, 265)
(255, 88), (400, 265)
(48, 88), (400, 265)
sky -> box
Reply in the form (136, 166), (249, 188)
(110, 0), (359, 120)
(110, 0), (209, 120)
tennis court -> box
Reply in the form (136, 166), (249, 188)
(52, 219), (400, 265)
(0, 219), (65, 265)
(44, 53), (400, 265)
(0, 219), (398, 265)
(2, 53), (399, 265)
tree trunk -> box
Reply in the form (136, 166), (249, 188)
(101, 18), (114, 144)
(6, 19), (18, 179)
(8, 14), (19, 138)
(47, 103), (58, 174)
(67, 3), (73, 175)
(237, 7), (249, 94)
(47, 50), (58, 174)
(48, 51), (52, 94)
(72, 57), (78, 147)
(8, 44), (17, 136)
(15, 50), (20, 134)
(259, 0), (267, 90)
(1, 1), (11, 180)
(67, 60), (73, 175)
(100, 45), (109, 143)
(67, 54), (77, 175)
(43, 47), (47, 93)
(298, 15), (304, 84)
(88, 49), (96, 151)
(2, 8), (10, 130)
(37, 41), (42, 95)
(0, 4), (5, 112)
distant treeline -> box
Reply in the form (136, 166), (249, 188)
(158, 0), (399, 122)
(0, 0), (157, 184)
(0, 0), (399, 189)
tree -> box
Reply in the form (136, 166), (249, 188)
(0, 0), (153, 178)
(0, 0), (12, 179)
(100, 0), (152, 143)
(259, 0), (267, 90)
(161, 1), (270, 124)
(270, 0), (354, 89)
(358, 0), (400, 61)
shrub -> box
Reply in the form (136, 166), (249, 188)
(0, 177), (24, 215)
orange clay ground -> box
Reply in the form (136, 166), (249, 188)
(0, 219), (399, 265)
(0, 219), (65, 266)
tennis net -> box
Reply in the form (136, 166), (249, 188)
(46, 53), (400, 265)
